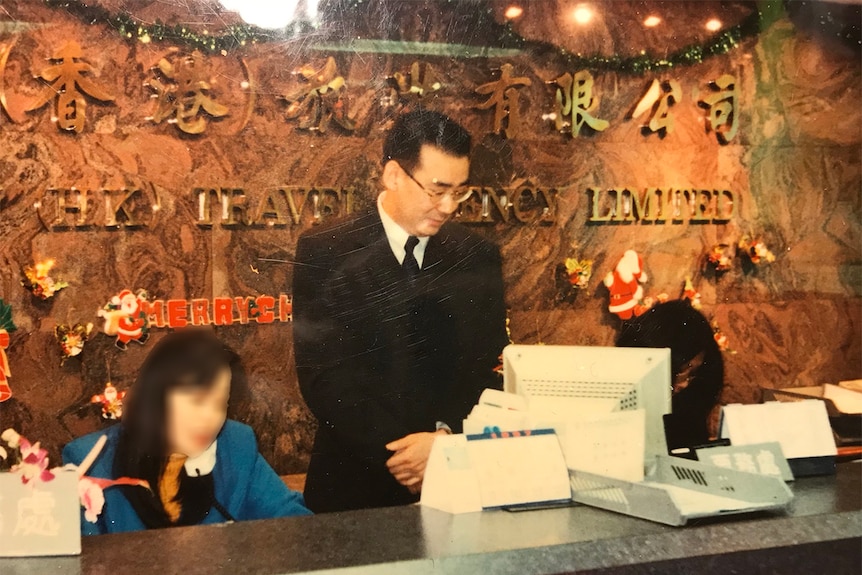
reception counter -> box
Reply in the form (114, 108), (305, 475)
(4, 462), (860, 575)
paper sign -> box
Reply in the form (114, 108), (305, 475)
(560, 409), (646, 482)
(421, 430), (571, 514)
(466, 429), (571, 509)
(0, 471), (81, 557)
(720, 401), (837, 460)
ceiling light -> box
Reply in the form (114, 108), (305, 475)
(504, 5), (524, 19)
(220, 0), (320, 29)
(643, 15), (661, 27)
(573, 4), (594, 25)
(705, 18), (722, 32)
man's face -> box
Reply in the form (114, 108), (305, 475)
(383, 144), (470, 237)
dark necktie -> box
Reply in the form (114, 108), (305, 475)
(403, 235), (420, 277)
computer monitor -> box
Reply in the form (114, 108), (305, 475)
(502, 344), (672, 465)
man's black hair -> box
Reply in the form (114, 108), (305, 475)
(382, 109), (471, 172)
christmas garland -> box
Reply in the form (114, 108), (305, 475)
(42, 0), (311, 53)
(41, 0), (766, 72)
(546, 6), (769, 74)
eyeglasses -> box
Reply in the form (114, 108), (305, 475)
(401, 165), (474, 204)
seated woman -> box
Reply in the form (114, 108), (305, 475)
(616, 300), (724, 451)
(63, 328), (310, 534)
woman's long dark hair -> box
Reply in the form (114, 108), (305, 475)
(113, 328), (248, 528)
(616, 300), (724, 449)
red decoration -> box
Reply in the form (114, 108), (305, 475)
(98, 289), (151, 350)
(90, 382), (126, 420)
(604, 250), (649, 320)
(0, 298), (16, 403)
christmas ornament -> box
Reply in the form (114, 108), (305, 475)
(738, 235), (776, 265)
(705, 243), (734, 273)
(21, 259), (68, 300)
(97, 289), (151, 350)
(712, 320), (736, 354)
(603, 250), (649, 320)
(55, 322), (94, 365)
(682, 277), (703, 310)
(0, 298), (16, 402)
(555, 256), (593, 303)
(90, 382), (126, 420)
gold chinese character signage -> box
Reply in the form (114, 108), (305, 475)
(25, 41), (114, 133)
(146, 51), (229, 134)
(475, 63), (531, 138)
(547, 70), (609, 137)
(282, 57), (355, 133)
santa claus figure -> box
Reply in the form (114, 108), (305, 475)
(98, 289), (150, 350)
(604, 250), (648, 321)
(91, 382), (126, 419)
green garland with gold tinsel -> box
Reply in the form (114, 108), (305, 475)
(42, 0), (311, 53)
(41, 0), (769, 73)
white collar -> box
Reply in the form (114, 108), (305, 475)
(377, 192), (429, 268)
(184, 439), (217, 477)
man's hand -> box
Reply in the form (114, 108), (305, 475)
(385, 430), (447, 490)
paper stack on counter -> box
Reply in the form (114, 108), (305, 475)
(463, 389), (646, 482)
(462, 389), (531, 434)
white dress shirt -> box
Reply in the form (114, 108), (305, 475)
(377, 192), (429, 269)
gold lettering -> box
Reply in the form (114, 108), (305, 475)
(104, 189), (141, 228)
(195, 187), (221, 226)
(589, 188), (614, 222)
(254, 188), (289, 226)
(220, 188), (248, 227)
(714, 189), (735, 222)
(691, 190), (712, 222)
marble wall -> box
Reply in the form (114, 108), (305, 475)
(0, 0), (859, 473)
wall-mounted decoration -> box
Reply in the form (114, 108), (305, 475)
(55, 323), (94, 365)
(475, 63), (531, 138)
(706, 243), (734, 274)
(90, 382), (125, 420)
(384, 61), (441, 108)
(25, 41), (115, 133)
(555, 256), (593, 303)
(146, 51), (229, 135)
(738, 235), (776, 266)
(21, 260), (68, 300)
(698, 74), (740, 144)
(712, 321), (736, 354)
(546, 70), (609, 138)
(97, 290), (151, 350)
(603, 250), (649, 321)
(682, 277), (703, 310)
(629, 78), (682, 136)
(0, 299), (16, 403)
(282, 57), (355, 133)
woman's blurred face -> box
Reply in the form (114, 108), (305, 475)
(166, 367), (231, 457)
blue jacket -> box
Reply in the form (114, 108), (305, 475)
(62, 420), (311, 535)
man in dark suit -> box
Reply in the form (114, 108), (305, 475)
(293, 109), (508, 513)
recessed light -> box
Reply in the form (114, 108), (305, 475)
(705, 18), (722, 32)
(643, 15), (661, 27)
(505, 5), (524, 19)
(573, 4), (594, 25)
